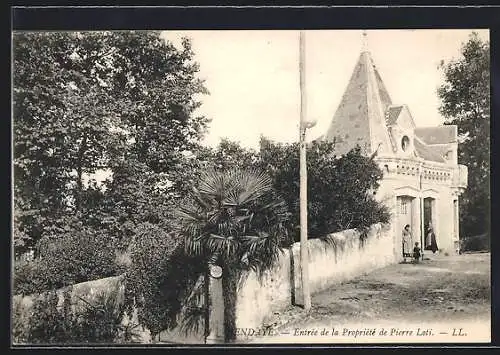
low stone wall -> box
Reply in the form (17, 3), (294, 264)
(235, 223), (396, 334)
(13, 223), (397, 344)
(13, 275), (125, 313)
(12, 274), (152, 344)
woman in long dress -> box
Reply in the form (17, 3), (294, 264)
(402, 224), (412, 262)
(425, 222), (439, 254)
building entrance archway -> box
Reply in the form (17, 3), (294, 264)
(423, 197), (438, 252)
(396, 195), (416, 258)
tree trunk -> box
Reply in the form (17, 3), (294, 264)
(222, 266), (239, 343)
(75, 133), (88, 212)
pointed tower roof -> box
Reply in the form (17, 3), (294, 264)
(323, 33), (393, 156)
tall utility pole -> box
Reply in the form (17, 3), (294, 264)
(299, 30), (311, 311)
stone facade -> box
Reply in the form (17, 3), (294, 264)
(321, 45), (468, 256)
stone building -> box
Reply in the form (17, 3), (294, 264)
(320, 34), (468, 256)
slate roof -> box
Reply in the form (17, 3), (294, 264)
(414, 126), (457, 145)
(374, 66), (392, 108)
(413, 138), (446, 163)
(322, 47), (455, 165)
(322, 51), (392, 156)
(386, 105), (403, 125)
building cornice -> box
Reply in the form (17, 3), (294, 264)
(375, 156), (455, 183)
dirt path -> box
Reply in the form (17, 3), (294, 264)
(247, 253), (491, 344)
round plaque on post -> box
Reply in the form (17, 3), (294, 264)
(209, 264), (223, 279)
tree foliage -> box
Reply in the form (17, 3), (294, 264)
(13, 289), (130, 344)
(13, 30), (209, 255)
(176, 168), (290, 341)
(438, 32), (490, 239)
(123, 222), (213, 339)
(177, 168), (290, 274)
(208, 138), (259, 171)
(258, 138), (390, 239)
(13, 224), (118, 295)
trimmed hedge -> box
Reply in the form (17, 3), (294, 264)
(13, 229), (118, 296)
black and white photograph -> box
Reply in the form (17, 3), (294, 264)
(11, 24), (491, 345)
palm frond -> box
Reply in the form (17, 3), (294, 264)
(259, 199), (288, 213)
(191, 185), (214, 210)
(207, 209), (223, 226)
(180, 306), (206, 337)
(184, 235), (204, 256)
(208, 252), (220, 265)
(226, 169), (273, 206)
(179, 275), (207, 337)
(175, 200), (212, 243)
(183, 274), (205, 306)
(206, 234), (239, 260)
(240, 233), (269, 256)
(197, 169), (228, 201)
(240, 232), (283, 275)
(233, 214), (253, 224)
(176, 205), (206, 228)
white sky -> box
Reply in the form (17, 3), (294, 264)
(163, 29), (489, 150)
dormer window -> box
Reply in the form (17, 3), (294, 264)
(401, 136), (410, 151)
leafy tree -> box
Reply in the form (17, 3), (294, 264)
(176, 168), (290, 342)
(258, 138), (390, 239)
(209, 138), (259, 171)
(12, 31), (209, 254)
(13, 32), (129, 253)
(172, 138), (259, 185)
(99, 158), (177, 249)
(438, 32), (490, 239)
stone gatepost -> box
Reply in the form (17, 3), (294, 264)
(205, 266), (225, 344)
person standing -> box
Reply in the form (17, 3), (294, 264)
(425, 222), (439, 254)
(413, 242), (421, 263)
(402, 224), (412, 262)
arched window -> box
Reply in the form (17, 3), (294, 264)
(401, 136), (410, 151)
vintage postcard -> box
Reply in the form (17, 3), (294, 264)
(11, 20), (491, 347)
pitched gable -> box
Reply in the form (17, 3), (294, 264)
(386, 104), (416, 132)
(322, 51), (392, 156)
(386, 105), (403, 126)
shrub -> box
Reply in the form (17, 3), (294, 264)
(13, 261), (48, 296)
(124, 222), (204, 338)
(70, 290), (125, 343)
(15, 289), (128, 344)
(26, 291), (69, 344)
(13, 228), (119, 296)
(258, 138), (391, 239)
(12, 297), (30, 344)
(461, 233), (490, 252)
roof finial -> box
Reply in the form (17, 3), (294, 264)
(362, 30), (368, 52)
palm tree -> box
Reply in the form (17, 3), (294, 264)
(175, 168), (290, 342)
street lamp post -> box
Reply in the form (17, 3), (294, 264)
(299, 30), (313, 311)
